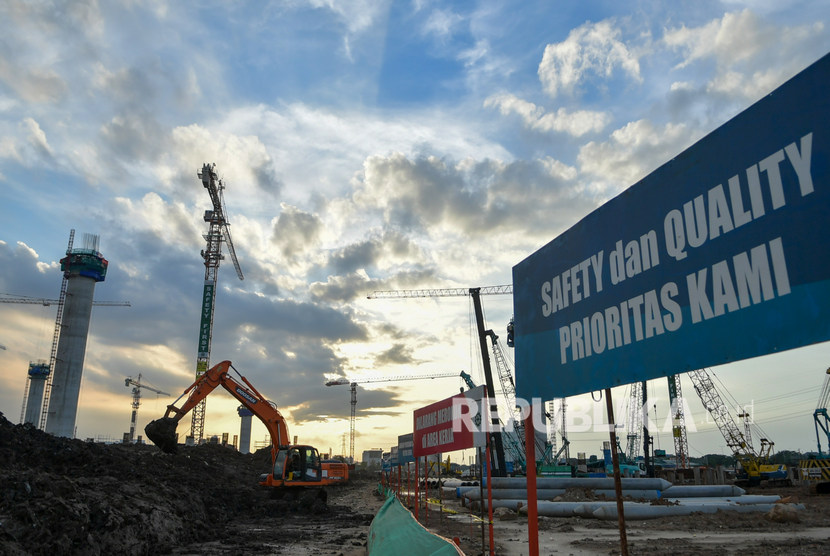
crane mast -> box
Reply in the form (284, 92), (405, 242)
(124, 374), (169, 442)
(325, 371), (463, 462)
(667, 374), (690, 469)
(368, 285), (512, 476)
(625, 382), (644, 462)
(192, 163), (244, 443)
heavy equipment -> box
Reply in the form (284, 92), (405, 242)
(799, 367), (830, 491)
(124, 374), (169, 443)
(146, 360), (348, 500)
(368, 285), (514, 477)
(325, 371), (467, 462)
(689, 368), (788, 486)
(191, 163), (244, 444)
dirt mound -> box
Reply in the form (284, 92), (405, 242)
(0, 412), (318, 555)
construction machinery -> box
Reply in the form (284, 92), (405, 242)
(799, 367), (830, 490)
(368, 285), (514, 477)
(667, 374), (690, 469)
(688, 368), (788, 486)
(325, 371), (466, 462)
(124, 374), (169, 443)
(812, 367), (830, 455)
(146, 360), (348, 500)
(191, 164), (244, 444)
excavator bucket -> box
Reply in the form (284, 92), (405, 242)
(145, 417), (179, 454)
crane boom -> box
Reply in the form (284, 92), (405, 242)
(367, 285), (512, 299)
(0, 295), (131, 307)
(325, 371), (462, 386)
(326, 371), (464, 461)
(366, 285), (511, 476)
(687, 368), (785, 485)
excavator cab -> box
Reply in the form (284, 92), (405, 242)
(277, 446), (323, 482)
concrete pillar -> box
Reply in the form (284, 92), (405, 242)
(238, 406), (253, 454)
(24, 361), (50, 425)
(45, 240), (107, 438)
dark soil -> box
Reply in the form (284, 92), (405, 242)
(0, 412), (380, 555)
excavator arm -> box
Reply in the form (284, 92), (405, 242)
(145, 360), (290, 459)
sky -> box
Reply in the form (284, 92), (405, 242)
(1, 0), (829, 464)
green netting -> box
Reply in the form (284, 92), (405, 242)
(367, 486), (464, 556)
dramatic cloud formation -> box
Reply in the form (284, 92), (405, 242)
(1, 1), (828, 461)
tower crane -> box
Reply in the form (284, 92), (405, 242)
(124, 374), (169, 443)
(192, 163), (244, 443)
(368, 285), (515, 476)
(325, 371), (466, 462)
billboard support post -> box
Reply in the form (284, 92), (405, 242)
(606, 388), (629, 556)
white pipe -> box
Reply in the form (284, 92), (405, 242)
(661, 485), (745, 497)
(487, 477), (671, 490)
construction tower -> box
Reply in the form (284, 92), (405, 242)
(22, 361), (50, 425)
(191, 163), (244, 443)
(238, 406), (253, 454)
(45, 233), (108, 438)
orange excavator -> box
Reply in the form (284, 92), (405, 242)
(145, 360), (348, 501)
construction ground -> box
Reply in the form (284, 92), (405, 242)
(2, 412), (830, 556)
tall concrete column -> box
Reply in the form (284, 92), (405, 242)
(238, 406), (253, 454)
(24, 361), (50, 425)
(45, 238), (107, 438)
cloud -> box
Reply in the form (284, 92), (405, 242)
(421, 7), (464, 40)
(538, 19), (641, 98)
(307, 0), (389, 34)
(352, 151), (588, 246)
(0, 240), (59, 297)
(374, 343), (420, 366)
(577, 119), (695, 197)
(663, 10), (827, 101)
(484, 93), (609, 136)
(272, 204), (323, 259)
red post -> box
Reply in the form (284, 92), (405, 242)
(425, 459), (430, 526)
(415, 457), (420, 520)
(525, 403), (539, 556)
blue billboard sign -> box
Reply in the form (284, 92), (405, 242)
(397, 433), (415, 465)
(513, 54), (830, 400)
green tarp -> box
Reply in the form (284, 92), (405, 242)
(367, 487), (464, 556)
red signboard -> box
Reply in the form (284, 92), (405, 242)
(413, 386), (486, 457)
